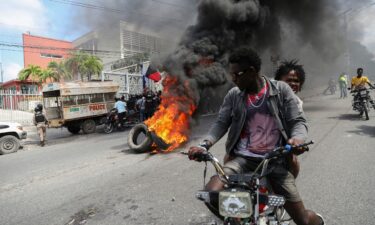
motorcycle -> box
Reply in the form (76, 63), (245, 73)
(104, 108), (141, 134)
(182, 141), (314, 225)
(351, 87), (374, 120)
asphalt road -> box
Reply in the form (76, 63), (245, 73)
(1, 93), (375, 225)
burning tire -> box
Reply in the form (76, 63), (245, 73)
(127, 123), (153, 153)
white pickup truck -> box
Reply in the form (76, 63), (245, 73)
(0, 122), (27, 155)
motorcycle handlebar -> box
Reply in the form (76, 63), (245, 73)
(264, 141), (314, 159)
(183, 141), (314, 161)
(181, 147), (212, 162)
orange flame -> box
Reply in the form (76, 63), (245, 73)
(145, 76), (196, 152)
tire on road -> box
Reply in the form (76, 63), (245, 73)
(67, 125), (81, 134)
(82, 119), (96, 134)
(127, 123), (153, 153)
(0, 135), (20, 155)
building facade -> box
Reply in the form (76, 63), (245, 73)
(1, 79), (40, 94)
(73, 21), (167, 97)
(23, 33), (73, 69)
(73, 21), (167, 65)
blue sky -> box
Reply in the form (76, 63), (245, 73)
(0, 0), (89, 82)
(2, 0), (375, 83)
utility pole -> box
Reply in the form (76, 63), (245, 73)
(342, 8), (352, 75)
(0, 62), (3, 84)
(0, 49), (3, 84)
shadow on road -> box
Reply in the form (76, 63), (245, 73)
(303, 105), (329, 112)
(327, 113), (361, 121)
(347, 125), (375, 137)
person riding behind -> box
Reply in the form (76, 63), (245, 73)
(114, 97), (127, 127)
(274, 60), (306, 178)
(188, 47), (324, 225)
(274, 59), (305, 112)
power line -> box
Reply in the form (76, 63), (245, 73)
(150, 0), (192, 9)
(0, 41), (122, 55)
(0, 42), (153, 59)
(48, 0), (185, 24)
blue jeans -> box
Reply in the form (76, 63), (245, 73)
(140, 109), (145, 121)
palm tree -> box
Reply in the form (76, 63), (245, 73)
(18, 65), (43, 82)
(40, 69), (58, 83)
(64, 51), (88, 81)
(47, 61), (69, 81)
(81, 55), (103, 81)
(65, 51), (103, 81)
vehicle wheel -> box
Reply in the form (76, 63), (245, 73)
(104, 123), (114, 134)
(364, 105), (369, 120)
(0, 135), (20, 155)
(67, 125), (81, 134)
(82, 119), (96, 134)
(127, 123), (153, 153)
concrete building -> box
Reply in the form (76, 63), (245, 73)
(73, 21), (168, 97)
(23, 33), (73, 69)
(73, 21), (167, 66)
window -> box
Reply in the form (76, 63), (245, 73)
(104, 93), (116, 102)
(44, 97), (59, 108)
(77, 95), (90, 104)
(21, 84), (38, 94)
(40, 53), (63, 59)
(62, 96), (76, 106)
(90, 93), (104, 103)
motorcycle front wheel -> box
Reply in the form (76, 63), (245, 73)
(364, 104), (369, 120)
(104, 123), (114, 134)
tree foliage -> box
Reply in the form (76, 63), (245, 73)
(18, 65), (43, 82)
(17, 51), (104, 83)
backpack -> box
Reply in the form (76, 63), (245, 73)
(35, 111), (46, 123)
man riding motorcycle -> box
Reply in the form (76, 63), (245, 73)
(350, 68), (375, 109)
(189, 47), (324, 225)
(114, 97), (127, 127)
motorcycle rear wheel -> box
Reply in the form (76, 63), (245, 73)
(104, 123), (114, 134)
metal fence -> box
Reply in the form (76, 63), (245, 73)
(0, 90), (42, 125)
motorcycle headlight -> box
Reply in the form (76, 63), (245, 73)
(360, 90), (367, 95)
(267, 195), (285, 207)
(219, 191), (252, 218)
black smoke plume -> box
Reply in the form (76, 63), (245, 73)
(159, 0), (345, 113)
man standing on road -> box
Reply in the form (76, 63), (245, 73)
(114, 97), (127, 127)
(189, 47), (325, 225)
(136, 96), (146, 122)
(33, 104), (48, 147)
(338, 73), (348, 98)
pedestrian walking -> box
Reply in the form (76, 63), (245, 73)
(33, 104), (48, 147)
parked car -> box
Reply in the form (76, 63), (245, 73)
(0, 122), (27, 155)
